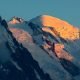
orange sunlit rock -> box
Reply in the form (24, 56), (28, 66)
(54, 43), (73, 61)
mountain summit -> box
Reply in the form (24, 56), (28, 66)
(30, 15), (79, 40)
(8, 16), (24, 24)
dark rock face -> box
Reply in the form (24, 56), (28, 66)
(0, 16), (2, 23)
(1, 42), (52, 80)
(1, 19), (8, 29)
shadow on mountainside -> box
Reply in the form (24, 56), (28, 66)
(0, 19), (52, 80)
(59, 58), (80, 77)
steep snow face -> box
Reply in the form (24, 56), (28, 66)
(30, 15), (79, 40)
(8, 17), (24, 24)
(9, 27), (33, 43)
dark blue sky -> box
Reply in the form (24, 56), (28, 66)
(0, 0), (80, 27)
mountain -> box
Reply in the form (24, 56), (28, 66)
(0, 15), (80, 80)
(9, 28), (33, 43)
(0, 18), (52, 80)
(30, 15), (79, 40)
(8, 16), (24, 24)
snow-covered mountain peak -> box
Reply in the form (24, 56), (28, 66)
(30, 15), (79, 40)
(8, 16), (24, 24)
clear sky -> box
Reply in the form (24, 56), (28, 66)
(0, 0), (80, 27)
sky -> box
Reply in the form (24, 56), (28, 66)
(0, 0), (80, 27)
